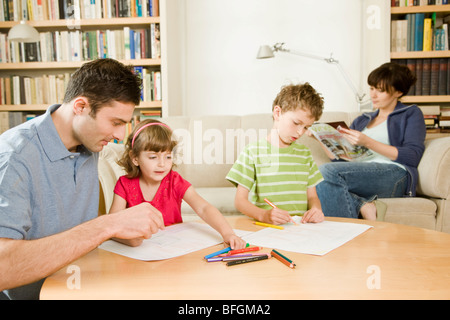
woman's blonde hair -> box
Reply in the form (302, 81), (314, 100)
(118, 119), (177, 178)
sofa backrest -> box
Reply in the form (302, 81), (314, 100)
(163, 114), (271, 188)
(162, 112), (360, 188)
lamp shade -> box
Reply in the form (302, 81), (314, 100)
(256, 45), (274, 59)
(8, 21), (40, 43)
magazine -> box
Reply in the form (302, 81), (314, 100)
(308, 122), (373, 161)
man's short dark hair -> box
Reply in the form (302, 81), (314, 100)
(63, 58), (142, 117)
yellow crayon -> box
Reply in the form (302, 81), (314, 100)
(253, 221), (284, 230)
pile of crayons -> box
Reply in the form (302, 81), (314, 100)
(204, 244), (296, 268)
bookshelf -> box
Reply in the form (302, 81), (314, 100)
(0, 1), (166, 124)
(390, 3), (450, 135)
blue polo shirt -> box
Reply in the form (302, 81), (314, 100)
(0, 104), (99, 299)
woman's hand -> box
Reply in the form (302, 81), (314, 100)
(339, 127), (369, 146)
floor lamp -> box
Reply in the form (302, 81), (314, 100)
(8, 21), (40, 63)
(257, 43), (368, 111)
(8, 21), (40, 43)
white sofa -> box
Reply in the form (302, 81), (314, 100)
(98, 112), (450, 233)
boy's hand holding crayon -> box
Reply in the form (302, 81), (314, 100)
(264, 206), (293, 225)
(264, 198), (324, 225)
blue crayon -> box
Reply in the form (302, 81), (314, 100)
(204, 247), (231, 260)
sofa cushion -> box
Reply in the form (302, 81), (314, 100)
(164, 115), (242, 188)
(416, 137), (450, 199)
(180, 187), (239, 215)
(381, 197), (437, 230)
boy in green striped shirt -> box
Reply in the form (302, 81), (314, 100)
(226, 83), (325, 225)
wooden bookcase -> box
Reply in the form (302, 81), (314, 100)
(390, 4), (450, 137)
(0, 6), (165, 117)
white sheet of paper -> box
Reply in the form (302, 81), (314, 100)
(242, 220), (372, 256)
(98, 221), (251, 261)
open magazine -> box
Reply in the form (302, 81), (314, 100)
(309, 121), (373, 161)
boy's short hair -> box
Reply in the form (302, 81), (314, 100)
(272, 83), (324, 121)
(63, 58), (142, 117)
(368, 62), (416, 97)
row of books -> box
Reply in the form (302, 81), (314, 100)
(0, 66), (161, 106)
(0, 106), (162, 137)
(134, 66), (162, 102)
(0, 24), (160, 63)
(391, 0), (449, 6)
(0, 0), (159, 22)
(0, 111), (39, 134)
(419, 105), (450, 132)
(391, 13), (449, 52)
(112, 110), (162, 144)
(0, 73), (70, 106)
(396, 58), (449, 96)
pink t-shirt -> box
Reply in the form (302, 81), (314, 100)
(113, 170), (191, 226)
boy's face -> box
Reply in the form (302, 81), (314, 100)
(272, 105), (316, 148)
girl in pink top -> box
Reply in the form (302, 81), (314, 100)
(110, 119), (246, 249)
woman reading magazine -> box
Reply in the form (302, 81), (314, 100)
(314, 62), (426, 221)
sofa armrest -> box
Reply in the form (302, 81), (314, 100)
(417, 137), (450, 199)
(98, 143), (127, 214)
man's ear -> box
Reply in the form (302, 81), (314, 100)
(72, 97), (90, 115)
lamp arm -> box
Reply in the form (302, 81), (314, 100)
(334, 62), (366, 102)
(272, 43), (366, 104)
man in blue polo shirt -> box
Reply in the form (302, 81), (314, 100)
(0, 59), (165, 299)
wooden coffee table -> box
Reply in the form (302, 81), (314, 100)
(40, 216), (450, 300)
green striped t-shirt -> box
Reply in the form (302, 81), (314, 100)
(226, 139), (323, 215)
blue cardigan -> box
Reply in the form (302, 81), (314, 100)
(350, 102), (426, 196)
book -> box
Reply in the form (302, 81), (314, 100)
(396, 58), (450, 96)
(439, 116), (450, 129)
(418, 105), (440, 115)
(430, 58), (440, 95)
(308, 122), (373, 162)
(423, 18), (432, 51)
(439, 58), (448, 95)
(414, 13), (425, 51)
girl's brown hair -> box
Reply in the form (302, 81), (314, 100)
(118, 119), (177, 178)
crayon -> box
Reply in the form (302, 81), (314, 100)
(204, 243), (249, 260)
(226, 254), (270, 267)
(271, 249), (296, 269)
(223, 246), (262, 256)
(253, 221), (284, 230)
(204, 247), (231, 260)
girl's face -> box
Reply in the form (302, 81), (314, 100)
(132, 150), (173, 183)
